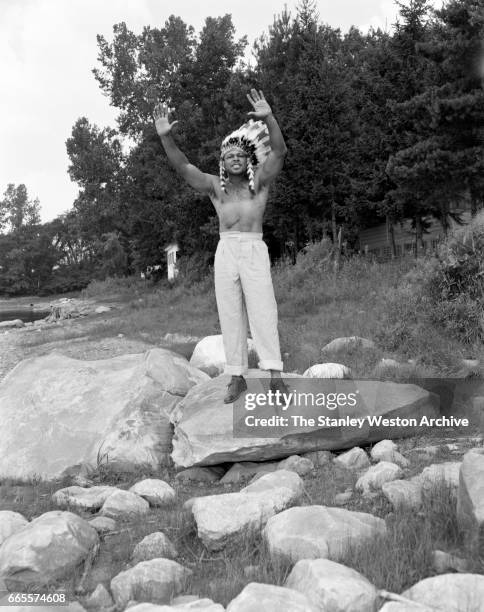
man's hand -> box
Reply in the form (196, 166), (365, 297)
(153, 102), (178, 138)
(247, 89), (272, 120)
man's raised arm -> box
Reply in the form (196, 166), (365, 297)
(247, 90), (287, 189)
(153, 103), (215, 195)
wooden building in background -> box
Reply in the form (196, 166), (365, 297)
(359, 204), (472, 259)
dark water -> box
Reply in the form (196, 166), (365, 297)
(0, 309), (50, 323)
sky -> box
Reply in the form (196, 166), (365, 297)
(0, 0), (441, 223)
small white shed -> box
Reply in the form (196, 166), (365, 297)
(164, 243), (179, 281)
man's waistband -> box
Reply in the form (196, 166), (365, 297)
(219, 231), (263, 241)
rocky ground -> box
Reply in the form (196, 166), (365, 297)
(1, 296), (483, 611)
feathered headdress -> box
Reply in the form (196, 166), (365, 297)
(220, 120), (271, 193)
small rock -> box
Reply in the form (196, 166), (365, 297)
(370, 440), (409, 468)
(321, 336), (375, 352)
(99, 490), (150, 518)
(379, 601), (433, 611)
(263, 505), (386, 564)
(52, 485), (118, 511)
(220, 462), (277, 484)
(402, 573), (484, 611)
(407, 445), (439, 459)
(95, 306), (111, 314)
(175, 467), (224, 484)
(110, 558), (192, 608)
(334, 491), (353, 505)
(378, 358), (400, 368)
(356, 462), (403, 494)
(132, 532), (178, 562)
(302, 450), (334, 466)
(382, 480), (422, 511)
(129, 479), (176, 507)
(334, 447), (370, 471)
(88, 516), (116, 534)
(412, 462), (461, 493)
(0, 319), (24, 328)
(0, 511), (28, 546)
(226, 582), (318, 611)
(432, 550), (469, 573)
(82, 583), (114, 609)
(303, 363), (351, 378)
(285, 558), (379, 612)
(277, 455), (314, 476)
(190, 470), (303, 551)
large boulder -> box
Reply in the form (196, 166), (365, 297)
(0, 348), (208, 479)
(189, 334), (257, 375)
(457, 448), (484, 551)
(263, 505), (386, 564)
(402, 573), (484, 611)
(189, 470), (303, 551)
(0, 511), (98, 587)
(171, 371), (440, 467)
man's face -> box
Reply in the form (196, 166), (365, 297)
(223, 148), (248, 175)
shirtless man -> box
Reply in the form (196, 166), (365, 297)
(153, 89), (287, 403)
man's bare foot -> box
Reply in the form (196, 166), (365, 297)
(224, 375), (248, 404)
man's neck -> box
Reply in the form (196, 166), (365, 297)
(227, 175), (248, 187)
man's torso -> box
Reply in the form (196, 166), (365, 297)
(208, 176), (269, 232)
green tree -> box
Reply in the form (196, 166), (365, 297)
(0, 184), (41, 233)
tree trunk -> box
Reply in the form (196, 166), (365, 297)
(387, 216), (397, 258)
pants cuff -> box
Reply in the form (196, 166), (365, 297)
(258, 360), (284, 371)
(224, 365), (249, 376)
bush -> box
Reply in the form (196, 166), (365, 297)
(414, 211), (484, 343)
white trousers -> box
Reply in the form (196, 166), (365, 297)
(214, 231), (283, 375)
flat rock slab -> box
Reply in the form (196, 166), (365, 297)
(190, 470), (303, 551)
(286, 558), (378, 612)
(263, 505), (386, 564)
(402, 573), (484, 611)
(0, 511), (98, 587)
(171, 372), (439, 467)
(226, 582), (318, 612)
(0, 348), (208, 479)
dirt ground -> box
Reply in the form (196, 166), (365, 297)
(0, 296), (155, 383)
